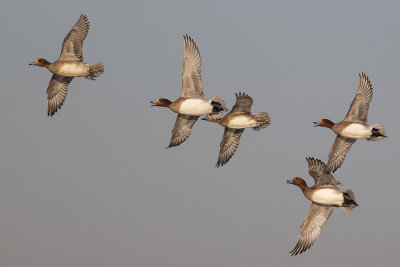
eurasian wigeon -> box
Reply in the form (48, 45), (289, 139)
(287, 157), (358, 255)
(151, 35), (227, 148)
(30, 14), (104, 116)
(314, 73), (386, 172)
(202, 92), (270, 167)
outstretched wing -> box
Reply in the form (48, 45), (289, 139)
(306, 157), (338, 186)
(181, 35), (203, 98)
(230, 92), (253, 114)
(290, 203), (335, 256)
(168, 114), (199, 147)
(47, 74), (73, 116)
(216, 128), (244, 167)
(344, 73), (373, 123)
(326, 135), (356, 173)
(58, 14), (89, 62)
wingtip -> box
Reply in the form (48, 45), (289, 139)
(183, 34), (193, 43)
(216, 160), (226, 168)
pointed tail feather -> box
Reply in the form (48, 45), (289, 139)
(342, 189), (358, 212)
(367, 123), (386, 141)
(252, 111), (271, 131)
(86, 62), (104, 80)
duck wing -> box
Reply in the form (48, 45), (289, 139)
(230, 92), (253, 115)
(290, 203), (335, 255)
(181, 35), (203, 98)
(47, 74), (73, 116)
(344, 73), (373, 123)
(306, 157), (338, 186)
(326, 135), (356, 173)
(58, 14), (89, 62)
(216, 128), (244, 167)
(168, 114), (199, 147)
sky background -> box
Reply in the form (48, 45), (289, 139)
(0, 0), (399, 266)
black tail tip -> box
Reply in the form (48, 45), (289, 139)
(211, 100), (222, 107)
(371, 128), (386, 138)
(212, 106), (224, 113)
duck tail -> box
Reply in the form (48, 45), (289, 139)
(367, 123), (386, 141)
(86, 62), (104, 80)
(209, 96), (227, 118)
(341, 189), (358, 212)
(252, 111), (271, 131)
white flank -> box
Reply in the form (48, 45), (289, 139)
(312, 188), (343, 206)
(179, 99), (212, 115)
(57, 63), (88, 77)
(341, 123), (371, 139)
(227, 116), (257, 129)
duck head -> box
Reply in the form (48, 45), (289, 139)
(150, 98), (172, 107)
(313, 118), (335, 128)
(29, 58), (51, 68)
(287, 177), (308, 190)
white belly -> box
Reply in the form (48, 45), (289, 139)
(311, 188), (343, 206)
(56, 63), (88, 77)
(179, 99), (212, 115)
(341, 123), (371, 139)
(227, 116), (257, 129)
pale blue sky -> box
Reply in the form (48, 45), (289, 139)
(0, 1), (399, 266)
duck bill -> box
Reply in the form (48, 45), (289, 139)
(313, 121), (321, 127)
(286, 179), (294, 184)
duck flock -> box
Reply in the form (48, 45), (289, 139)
(29, 14), (387, 255)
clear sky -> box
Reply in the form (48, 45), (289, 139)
(0, 0), (399, 266)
